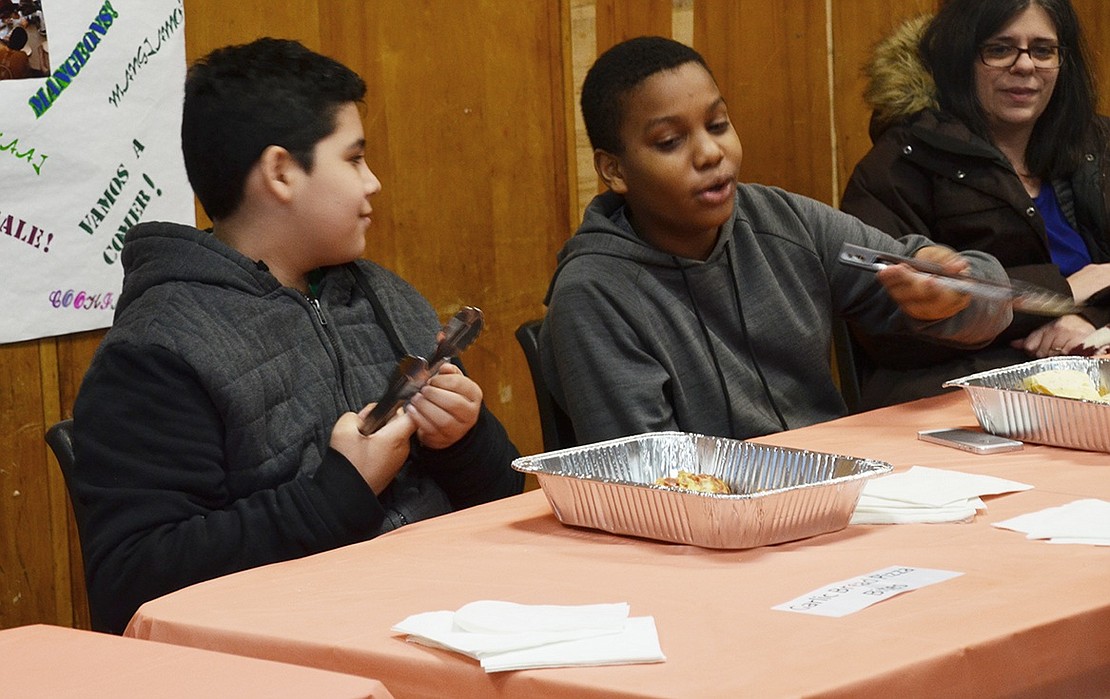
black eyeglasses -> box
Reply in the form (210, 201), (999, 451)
(978, 44), (1064, 69)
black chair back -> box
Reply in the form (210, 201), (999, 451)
(832, 318), (872, 414)
(46, 419), (76, 479)
(514, 320), (577, 452)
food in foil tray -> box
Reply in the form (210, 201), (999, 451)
(1022, 369), (1109, 403)
(653, 470), (731, 494)
(512, 432), (892, 548)
(944, 358), (1110, 452)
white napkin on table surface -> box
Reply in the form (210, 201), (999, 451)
(392, 600), (665, 673)
(992, 498), (1110, 545)
(851, 465), (1032, 525)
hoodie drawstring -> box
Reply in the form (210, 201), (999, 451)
(676, 257), (738, 436)
(725, 249), (788, 432)
(674, 247), (788, 436)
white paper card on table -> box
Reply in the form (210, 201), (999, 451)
(773, 566), (963, 618)
(992, 499), (1110, 545)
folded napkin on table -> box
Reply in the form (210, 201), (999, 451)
(393, 600), (665, 673)
(992, 498), (1110, 545)
(851, 465), (1032, 525)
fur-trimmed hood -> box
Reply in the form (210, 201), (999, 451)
(863, 14), (937, 138)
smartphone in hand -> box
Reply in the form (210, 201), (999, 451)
(917, 428), (1023, 454)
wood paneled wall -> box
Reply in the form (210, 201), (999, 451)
(4, 0), (1109, 630)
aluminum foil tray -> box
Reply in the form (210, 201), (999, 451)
(512, 432), (892, 549)
(943, 357), (1110, 453)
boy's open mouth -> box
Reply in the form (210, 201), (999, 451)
(696, 176), (734, 204)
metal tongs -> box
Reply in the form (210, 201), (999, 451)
(838, 243), (1079, 317)
(358, 306), (485, 435)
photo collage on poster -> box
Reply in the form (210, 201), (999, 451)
(0, 0), (48, 80)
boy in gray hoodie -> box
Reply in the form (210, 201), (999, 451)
(539, 36), (1013, 446)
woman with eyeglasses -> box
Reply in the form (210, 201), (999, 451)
(839, 0), (1110, 409)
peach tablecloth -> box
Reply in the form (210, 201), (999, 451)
(4, 623), (393, 698)
(126, 393), (1109, 698)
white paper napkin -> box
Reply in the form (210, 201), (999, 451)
(453, 600), (629, 634)
(851, 466), (1032, 525)
(992, 499), (1110, 545)
(851, 498), (983, 524)
(392, 601), (665, 673)
(479, 617), (664, 673)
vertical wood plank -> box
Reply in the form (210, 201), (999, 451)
(345, 1), (569, 458)
(182, 0), (322, 57)
(555, 0), (581, 240)
(1073, 0), (1110, 114)
(36, 337), (71, 626)
(570, 0), (600, 215)
(831, 0), (939, 203)
(695, 0), (834, 203)
(595, 0), (673, 52)
(0, 341), (53, 628)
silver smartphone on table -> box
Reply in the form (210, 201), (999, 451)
(917, 428), (1024, 454)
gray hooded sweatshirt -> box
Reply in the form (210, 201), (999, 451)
(540, 186), (1011, 445)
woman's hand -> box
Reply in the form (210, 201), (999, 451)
(330, 407), (416, 494)
(406, 362), (482, 450)
(1067, 263), (1110, 305)
(1011, 314), (1096, 357)
(877, 246), (972, 320)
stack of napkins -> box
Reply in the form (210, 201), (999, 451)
(392, 600), (665, 673)
(851, 465), (1032, 524)
(992, 499), (1110, 545)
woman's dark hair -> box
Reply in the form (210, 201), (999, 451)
(921, 0), (1102, 178)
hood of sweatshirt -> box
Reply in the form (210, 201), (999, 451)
(544, 190), (733, 304)
(116, 221), (283, 319)
(863, 14), (937, 140)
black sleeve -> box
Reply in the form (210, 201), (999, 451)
(843, 144), (1071, 342)
(841, 146), (935, 241)
(71, 343), (385, 634)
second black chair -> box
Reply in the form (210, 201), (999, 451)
(514, 319), (577, 452)
(46, 419), (76, 480)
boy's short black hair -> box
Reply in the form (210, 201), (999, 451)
(182, 38), (367, 220)
(580, 36), (710, 155)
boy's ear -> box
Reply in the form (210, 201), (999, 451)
(594, 149), (628, 194)
(257, 145), (301, 204)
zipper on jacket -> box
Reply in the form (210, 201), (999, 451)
(300, 284), (356, 409)
(305, 294), (327, 326)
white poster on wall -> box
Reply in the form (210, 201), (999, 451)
(0, 0), (193, 344)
